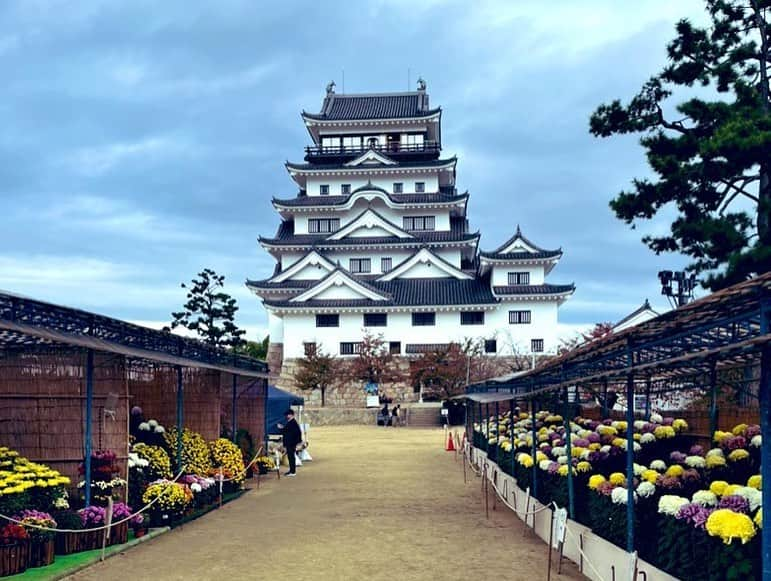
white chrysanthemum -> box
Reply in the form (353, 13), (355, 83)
(148, 419), (159, 429)
(649, 413), (663, 424)
(578, 429), (591, 439)
(191, 483), (202, 493)
(138, 422), (150, 431)
(733, 486), (762, 512)
(633, 463), (646, 476)
(751, 435), (762, 448)
(650, 460), (667, 471)
(557, 455), (568, 465)
(539, 460), (552, 471)
(600, 445), (611, 454)
(633, 420), (646, 430)
(691, 490), (718, 507)
(706, 448), (724, 458)
(552, 446), (566, 457)
(155, 425), (166, 434)
(620, 440), (641, 452)
(658, 495), (689, 516)
(685, 455), (705, 468)
(612, 487), (635, 505)
(640, 433), (656, 445)
(637, 482), (656, 498)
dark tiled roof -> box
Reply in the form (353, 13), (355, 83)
(488, 225), (558, 255)
(260, 216), (477, 248)
(303, 92), (440, 121)
(286, 157), (456, 171)
(245, 279), (316, 291)
(493, 284), (576, 295)
(262, 277), (497, 309)
(272, 191), (468, 208)
(479, 250), (562, 260)
(613, 299), (660, 329)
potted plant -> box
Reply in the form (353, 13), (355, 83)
(52, 510), (82, 555)
(78, 505), (106, 551)
(0, 523), (29, 576)
(16, 510), (56, 567)
(256, 456), (275, 476)
(109, 503), (131, 545)
(130, 513), (147, 538)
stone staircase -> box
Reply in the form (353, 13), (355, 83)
(406, 404), (441, 428)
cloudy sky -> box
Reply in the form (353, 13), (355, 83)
(0, 0), (709, 341)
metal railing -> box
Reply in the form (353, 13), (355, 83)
(305, 141), (441, 159)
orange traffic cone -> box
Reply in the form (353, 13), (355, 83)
(446, 431), (456, 452)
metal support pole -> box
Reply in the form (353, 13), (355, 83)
(625, 372), (636, 553)
(232, 373), (238, 443)
(708, 358), (718, 439)
(510, 398), (515, 477)
(531, 397), (538, 498)
(176, 366), (184, 470)
(563, 385), (575, 519)
(759, 306), (770, 581)
(601, 377), (609, 419)
(84, 349), (94, 507)
(644, 376), (652, 418)
(485, 403), (490, 451)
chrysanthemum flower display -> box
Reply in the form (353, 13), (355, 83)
(0, 446), (71, 514)
(133, 443), (172, 480)
(209, 438), (246, 485)
(163, 428), (212, 476)
(706, 509), (757, 545)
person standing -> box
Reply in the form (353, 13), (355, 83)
(277, 409), (302, 477)
(391, 404), (400, 427)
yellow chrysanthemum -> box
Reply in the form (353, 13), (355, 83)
(710, 480), (730, 496)
(665, 465), (684, 478)
(576, 461), (592, 473)
(517, 453), (534, 468)
(706, 455), (727, 469)
(672, 418), (688, 432)
(706, 509), (757, 545)
(747, 475), (761, 490)
(728, 449), (750, 462)
(588, 475), (606, 490)
(732, 423), (748, 436)
(609, 472), (626, 486)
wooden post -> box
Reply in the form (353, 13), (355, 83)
(232, 373), (238, 443)
(176, 366), (184, 471)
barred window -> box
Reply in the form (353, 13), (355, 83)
(531, 338), (544, 353)
(319, 184), (330, 196)
(303, 342), (317, 357)
(340, 342), (362, 355)
(393, 182), (404, 193)
(349, 258), (371, 273)
(403, 216), (435, 231)
(509, 310), (532, 324)
(308, 218), (340, 233)
(415, 182), (426, 193)
(341, 184), (351, 195)
(484, 339), (497, 353)
(381, 257), (393, 272)
(508, 272), (530, 285)
(389, 341), (401, 355)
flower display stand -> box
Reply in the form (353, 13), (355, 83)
(109, 522), (129, 546)
(55, 532), (81, 555)
(0, 542), (29, 577)
(28, 539), (55, 568)
(77, 530), (103, 552)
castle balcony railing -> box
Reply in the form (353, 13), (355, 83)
(304, 141), (441, 162)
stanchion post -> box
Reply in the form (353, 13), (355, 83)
(84, 349), (94, 507)
(563, 384), (575, 520)
(625, 339), (636, 554)
(484, 465), (490, 519)
(101, 496), (113, 562)
(759, 304), (770, 580)
(546, 506), (554, 581)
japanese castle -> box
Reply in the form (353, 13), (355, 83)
(248, 80), (574, 387)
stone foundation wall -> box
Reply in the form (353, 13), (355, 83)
(301, 407), (379, 426)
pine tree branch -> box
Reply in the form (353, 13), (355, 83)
(718, 176), (761, 214)
(656, 104), (693, 134)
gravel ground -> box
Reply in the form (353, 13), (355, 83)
(68, 426), (583, 581)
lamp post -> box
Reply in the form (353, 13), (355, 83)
(658, 270), (697, 308)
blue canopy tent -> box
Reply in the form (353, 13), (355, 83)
(265, 385), (305, 435)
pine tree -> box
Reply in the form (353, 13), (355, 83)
(590, 1), (770, 290)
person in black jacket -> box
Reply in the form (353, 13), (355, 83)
(277, 409), (302, 477)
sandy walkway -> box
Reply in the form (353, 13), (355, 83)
(68, 426), (583, 581)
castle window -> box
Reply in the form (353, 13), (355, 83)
(403, 216), (435, 231)
(461, 311), (485, 325)
(319, 184), (330, 196)
(393, 182), (404, 193)
(412, 312), (435, 327)
(509, 310), (532, 324)
(340, 342), (362, 355)
(389, 341), (401, 355)
(316, 314), (339, 328)
(308, 218), (340, 233)
(381, 257), (393, 272)
(508, 272), (530, 285)
(531, 338), (544, 353)
(484, 339), (497, 354)
(303, 342), (317, 357)
(364, 313), (387, 327)
(349, 258), (371, 273)
(341, 184), (351, 195)
(415, 181), (426, 193)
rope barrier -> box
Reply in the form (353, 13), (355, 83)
(0, 467), (188, 534)
(466, 445), (608, 581)
(212, 447), (264, 483)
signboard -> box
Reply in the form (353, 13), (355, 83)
(552, 507), (568, 548)
(366, 395), (380, 408)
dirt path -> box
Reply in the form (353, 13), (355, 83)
(68, 426), (583, 581)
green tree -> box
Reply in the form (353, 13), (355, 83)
(294, 344), (338, 407)
(167, 268), (246, 348)
(237, 336), (269, 360)
(590, 1), (770, 290)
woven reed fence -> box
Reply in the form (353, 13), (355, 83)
(219, 374), (267, 443)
